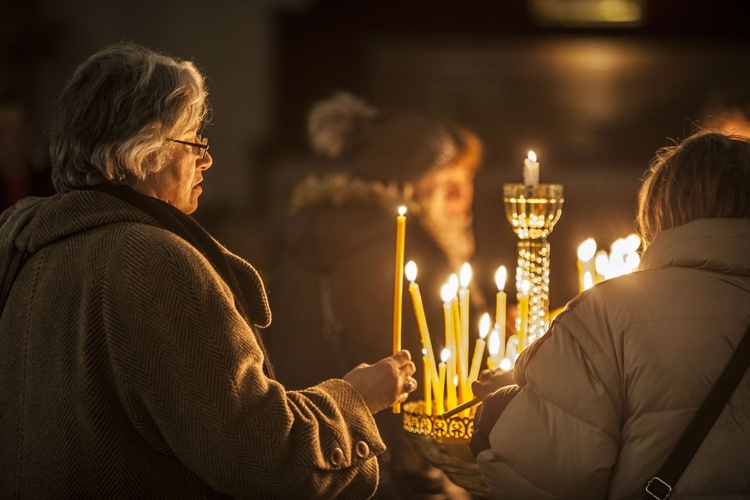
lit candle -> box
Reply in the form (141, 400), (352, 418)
(517, 280), (530, 350)
(392, 206), (407, 413)
(494, 266), (507, 349)
(577, 238), (597, 292)
(423, 349), (432, 415)
(458, 264), (471, 392)
(436, 348), (449, 415)
(405, 261), (439, 392)
(441, 283), (458, 410)
(468, 313), (490, 389)
(523, 150), (540, 186)
(594, 250), (609, 283)
(487, 328), (500, 370)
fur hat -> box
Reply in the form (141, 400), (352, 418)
(307, 92), (465, 184)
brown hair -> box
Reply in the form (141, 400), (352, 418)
(636, 131), (750, 248)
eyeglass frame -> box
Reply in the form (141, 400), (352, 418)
(166, 136), (209, 159)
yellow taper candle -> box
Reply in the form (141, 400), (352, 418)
(494, 266), (507, 352)
(517, 280), (530, 350)
(436, 348), (449, 415)
(422, 349), (432, 415)
(392, 206), (407, 413)
(405, 261), (439, 392)
(468, 313), (490, 389)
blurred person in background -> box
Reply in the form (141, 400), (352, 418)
(265, 92), (486, 499)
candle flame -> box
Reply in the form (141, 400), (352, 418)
(494, 266), (507, 291)
(453, 374), (459, 387)
(398, 205), (407, 216)
(520, 280), (531, 295)
(441, 347), (451, 362)
(499, 357), (513, 371)
(577, 238), (597, 262)
(404, 261), (417, 282)
(527, 150), (537, 162)
(488, 330), (500, 356)
(624, 233), (642, 253)
(479, 313), (491, 339)
(440, 284), (454, 303)
(422, 348), (427, 356)
(459, 263), (472, 288)
(448, 273), (459, 294)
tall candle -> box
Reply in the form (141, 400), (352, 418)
(392, 206), (407, 413)
(468, 313), (490, 390)
(523, 150), (540, 186)
(458, 263), (472, 385)
(423, 349), (432, 416)
(494, 266), (507, 349)
(405, 261), (439, 391)
(441, 283), (458, 410)
(517, 280), (530, 350)
(436, 349), (449, 415)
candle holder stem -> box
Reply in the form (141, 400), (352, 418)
(503, 183), (564, 347)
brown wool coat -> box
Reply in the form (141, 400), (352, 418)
(0, 190), (384, 499)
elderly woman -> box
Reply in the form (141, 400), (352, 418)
(0, 42), (417, 499)
(470, 131), (750, 497)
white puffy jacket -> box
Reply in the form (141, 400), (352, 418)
(473, 218), (750, 499)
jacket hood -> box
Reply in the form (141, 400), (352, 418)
(0, 190), (272, 328)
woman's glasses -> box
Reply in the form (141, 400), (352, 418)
(166, 136), (209, 159)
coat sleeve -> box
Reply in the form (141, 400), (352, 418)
(475, 308), (623, 498)
(102, 226), (385, 499)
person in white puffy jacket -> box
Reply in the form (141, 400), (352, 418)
(470, 130), (750, 499)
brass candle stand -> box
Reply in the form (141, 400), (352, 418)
(402, 400), (492, 498)
(503, 183), (564, 347)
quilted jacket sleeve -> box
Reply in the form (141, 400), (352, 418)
(475, 308), (623, 498)
(102, 225), (385, 498)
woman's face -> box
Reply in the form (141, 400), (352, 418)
(415, 163), (475, 220)
(131, 129), (213, 214)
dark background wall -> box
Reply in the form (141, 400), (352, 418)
(3, 0), (750, 308)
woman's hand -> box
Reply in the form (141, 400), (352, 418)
(471, 367), (514, 400)
(343, 350), (417, 414)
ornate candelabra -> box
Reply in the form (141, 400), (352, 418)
(503, 183), (564, 348)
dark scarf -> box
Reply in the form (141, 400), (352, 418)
(86, 184), (275, 378)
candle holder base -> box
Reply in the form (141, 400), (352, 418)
(402, 400), (492, 498)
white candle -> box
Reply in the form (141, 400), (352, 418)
(468, 313), (490, 387)
(523, 150), (539, 186)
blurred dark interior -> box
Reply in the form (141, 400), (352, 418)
(3, 0), (750, 307)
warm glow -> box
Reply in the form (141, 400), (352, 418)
(422, 348), (427, 356)
(440, 283), (454, 304)
(520, 280), (531, 295)
(527, 150), (537, 162)
(488, 330), (500, 356)
(404, 261), (417, 282)
(624, 233), (641, 252)
(499, 357), (513, 371)
(595, 250), (609, 277)
(441, 347), (451, 363)
(494, 266), (507, 291)
(448, 274), (459, 294)
(459, 263), (472, 288)
(479, 313), (491, 339)
(577, 238), (597, 262)
(398, 205), (407, 216)
(583, 271), (594, 290)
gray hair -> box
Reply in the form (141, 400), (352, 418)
(49, 42), (209, 192)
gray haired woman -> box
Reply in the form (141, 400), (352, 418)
(0, 42), (416, 499)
